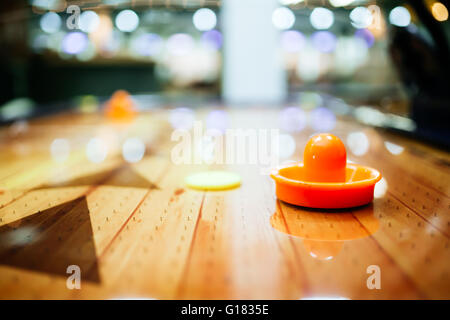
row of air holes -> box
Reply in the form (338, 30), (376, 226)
(384, 198), (449, 247)
(0, 188), (129, 223)
(106, 193), (166, 286)
(235, 196), (261, 289)
(195, 197), (224, 295)
(169, 194), (214, 286)
(99, 191), (149, 263)
(143, 193), (202, 285)
(100, 191), (140, 235)
(1, 190), (73, 216)
(394, 179), (448, 215)
(380, 198), (449, 280)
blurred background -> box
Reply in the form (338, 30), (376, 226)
(0, 0), (449, 146)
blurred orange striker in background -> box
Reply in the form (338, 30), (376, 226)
(104, 90), (136, 121)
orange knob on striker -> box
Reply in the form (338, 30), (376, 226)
(303, 133), (346, 183)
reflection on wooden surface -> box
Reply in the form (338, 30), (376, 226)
(271, 201), (380, 241)
(0, 109), (449, 299)
(271, 201), (380, 260)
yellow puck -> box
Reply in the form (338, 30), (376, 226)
(185, 171), (241, 191)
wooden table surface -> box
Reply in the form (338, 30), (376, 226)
(0, 107), (449, 300)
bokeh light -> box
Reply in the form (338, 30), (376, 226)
(32, 0), (63, 11)
(272, 7), (296, 30)
(350, 6), (373, 29)
(389, 6), (411, 27)
(354, 28), (375, 48)
(79, 10), (100, 33)
(281, 30), (305, 53)
(62, 32), (89, 55)
(347, 131), (369, 156)
(86, 138), (108, 163)
(40, 12), (61, 34)
(50, 138), (70, 163)
(193, 8), (217, 31)
(311, 31), (337, 53)
(354, 106), (386, 126)
(206, 110), (230, 133)
(279, 0), (304, 4)
(431, 2), (449, 22)
(201, 30), (223, 50)
(122, 137), (146, 163)
(329, 0), (354, 7)
(115, 10), (139, 32)
(310, 7), (334, 30)
(310, 107), (336, 131)
(279, 107), (307, 132)
(374, 177), (388, 198)
(169, 108), (195, 130)
(384, 141), (404, 155)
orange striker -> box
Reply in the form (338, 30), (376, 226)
(271, 133), (381, 209)
(104, 90), (136, 121)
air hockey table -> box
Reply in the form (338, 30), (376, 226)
(0, 106), (449, 299)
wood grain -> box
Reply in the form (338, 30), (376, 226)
(0, 108), (448, 299)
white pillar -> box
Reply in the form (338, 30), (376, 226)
(222, 0), (287, 105)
